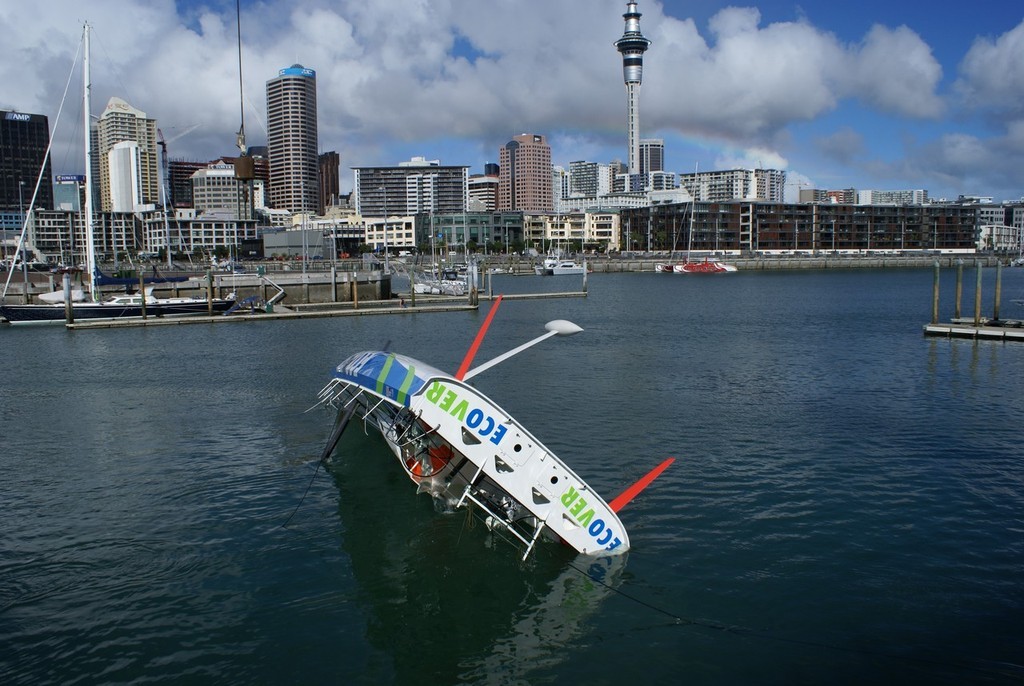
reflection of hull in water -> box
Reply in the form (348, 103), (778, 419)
(326, 430), (624, 684)
(461, 554), (625, 681)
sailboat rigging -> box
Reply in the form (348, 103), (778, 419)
(0, 23), (234, 324)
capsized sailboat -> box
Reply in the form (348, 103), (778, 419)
(314, 296), (673, 560)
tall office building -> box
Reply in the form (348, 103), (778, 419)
(1, 110), (54, 213)
(497, 134), (552, 212)
(614, 2), (651, 175)
(468, 172), (499, 211)
(639, 138), (663, 175)
(266, 64), (318, 213)
(93, 97), (159, 212)
(318, 151), (340, 213)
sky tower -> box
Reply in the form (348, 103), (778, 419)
(614, 1), (651, 176)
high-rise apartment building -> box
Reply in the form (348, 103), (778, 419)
(266, 64), (318, 213)
(680, 168), (786, 202)
(353, 157), (468, 217)
(107, 141), (142, 212)
(93, 97), (159, 212)
(498, 134), (552, 212)
(568, 161), (614, 198)
(615, 2), (651, 176)
(857, 189), (929, 205)
(0, 110), (53, 213)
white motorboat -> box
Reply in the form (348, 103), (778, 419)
(534, 257), (586, 276)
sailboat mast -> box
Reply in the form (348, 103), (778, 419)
(83, 23), (98, 301)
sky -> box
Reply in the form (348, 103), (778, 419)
(3, 0), (1024, 202)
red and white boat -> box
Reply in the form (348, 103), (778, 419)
(672, 203), (738, 274)
(674, 259), (738, 274)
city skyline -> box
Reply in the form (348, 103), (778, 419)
(3, 1), (1024, 202)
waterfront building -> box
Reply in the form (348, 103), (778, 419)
(0, 110), (53, 218)
(266, 64), (319, 213)
(140, 211), (258, 258)
(353, 157), (469, 217)
(520, 210), (622, 252)
(614, 2), (651, 176)
(364, 214), (416, 254)
(93, 97), (160, 212)
(680, 168), (786, 202)
(977, 222), (1018, 252)
(619, 201), (978, 254)
(498, 134), (553, 212)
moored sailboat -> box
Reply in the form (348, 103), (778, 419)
(0, 24), (234, 325)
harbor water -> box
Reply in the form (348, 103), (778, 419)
(2, 268), (1023, 684)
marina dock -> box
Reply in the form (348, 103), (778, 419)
(924, 320), (1024, 341)
(923, 259), (1024, 341)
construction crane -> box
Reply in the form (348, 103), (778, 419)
(156, 125), (199, 265)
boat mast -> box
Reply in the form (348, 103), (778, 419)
(83, 23), (98, 301)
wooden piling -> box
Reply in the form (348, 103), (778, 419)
(994, 262), (1003, 320)
(954, 260), (963, 320)
(973, 261), (983, 327)
(931, 261), (939, 325)
(63, 273), (74, 324)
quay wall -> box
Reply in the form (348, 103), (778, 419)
(586, 254), (1002, 273)
(0, 254), (1006, 305)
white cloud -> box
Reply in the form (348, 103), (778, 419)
(1, 0), (1020, 200)
(956, 19), (1024, 114)
(845, 24), (944, 118)
(713, 146), (789, 172)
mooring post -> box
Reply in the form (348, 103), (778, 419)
(410, 269), (416, 308)
(139, 273), (147, 320)
(206, 269), (214, 316)
(955, 259), (963, 320)
(973, 261), (983, 327)
(994, 261), (1003, 321)
(63, 273), (74, 324)
(931, 261), (940, 325)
